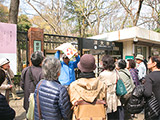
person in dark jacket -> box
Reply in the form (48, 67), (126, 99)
(144, 56), (160, 119)
(20, 51), (44, 113)
(0, 68), (15, 120)
(34, 57), (71, 120)
(127, 59), (140, 86)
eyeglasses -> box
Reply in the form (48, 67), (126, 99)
(63, 57), (69, 59)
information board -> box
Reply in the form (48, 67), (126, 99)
(0, 22), (17, 74)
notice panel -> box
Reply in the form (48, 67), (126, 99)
(0, 22), (17, 74)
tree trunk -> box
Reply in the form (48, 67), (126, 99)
(9, 0), (21, 73)
(8, 0), (20, 24)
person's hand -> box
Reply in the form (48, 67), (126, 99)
(74, 53), (78, 57)
(6, 84), (12, 89)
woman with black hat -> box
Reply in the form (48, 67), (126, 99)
(68, 54), (106, 120)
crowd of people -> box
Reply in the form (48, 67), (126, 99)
(0, 50), (160, 120)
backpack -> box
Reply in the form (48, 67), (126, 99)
(126, 85), (145, 114)
(73, 99), (106, 120)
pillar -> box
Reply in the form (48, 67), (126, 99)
(28, 28), (44, 66)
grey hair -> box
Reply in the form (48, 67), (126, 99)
(42, 57), (61, 81)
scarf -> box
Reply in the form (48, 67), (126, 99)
(78, 72), (95, 78)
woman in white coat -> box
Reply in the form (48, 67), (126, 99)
(99, 55), (123, 120)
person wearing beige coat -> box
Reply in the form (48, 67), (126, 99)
(98, 55), (123, 120)
(68, 54), (106, 120)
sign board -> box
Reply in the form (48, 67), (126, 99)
(0, 22), (17, 74)
(55, 43), (77, 59)
(125, 55), (134, 60)
(82, 39), (114, 50)
(34, 40), (41, 52)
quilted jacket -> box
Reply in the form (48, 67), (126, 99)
(34, 80), (71, 120)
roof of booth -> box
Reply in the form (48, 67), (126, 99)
(88, 27), (160, 44)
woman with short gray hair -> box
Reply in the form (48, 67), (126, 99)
(42, 57), (61, 81)
(34, 57), (71, 120)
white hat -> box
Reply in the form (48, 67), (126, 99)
(0, 58), (10, 66)
(135, 54), (144, 61)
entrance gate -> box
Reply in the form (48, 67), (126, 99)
(17, 31), (122, 76)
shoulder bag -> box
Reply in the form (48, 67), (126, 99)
(144, 93), (160, 120)
(26, 93), (35, 120)
(116, 70), (127, 96)
(37, 81), (43, 120)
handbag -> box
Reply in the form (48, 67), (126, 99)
(26, 93), (35, 120)
(26, 67), (37, 120)
(144, 93), (160, 120)
(116, 79), (127, 96)
(73, 99), (106, 120)
(126, 85), (145, 114)
(116, 71), (127, 96)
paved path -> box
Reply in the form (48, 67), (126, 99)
(9, 93), (26, 120)
(9, 93), (144, 120)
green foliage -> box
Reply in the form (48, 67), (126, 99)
(154, 28), (160, 33)
(0, 3), (8, 22)
(17, 14), (32, 31)
(12, 72), (21, 86)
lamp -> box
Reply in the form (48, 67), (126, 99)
(134, 37), (138, 42)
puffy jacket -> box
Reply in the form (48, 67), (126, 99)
(54, 51), (80, 86)
(34, 80), (71, 120)
(126, 85), (145, 114)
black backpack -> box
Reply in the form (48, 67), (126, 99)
(126, 85), (145, 114)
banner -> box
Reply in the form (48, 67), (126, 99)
(0, 22), (17, 74)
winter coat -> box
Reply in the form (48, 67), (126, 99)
(129, 68), (140, 86)
(99, 69), (121, 113)
(0, 68), (14, 102)
(0, 68), (14, 95)
(54, 51), (80, 86)
(20, 66), (43, 112)
(68, 73), (106, 120)
(0, 93), (15, 120)
(118, 68), (135, 94)
(34, 80), (71, 120)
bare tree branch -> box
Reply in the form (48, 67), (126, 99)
(119, 0), (134, 20)
(25, 0), (58, 34)
(134, 0), (144, 26)
(121, 12), (128, 29)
